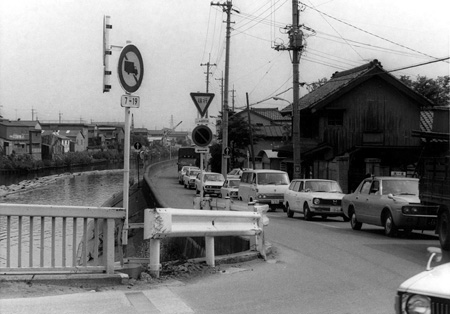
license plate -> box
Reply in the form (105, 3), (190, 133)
(271, 200), (280, 204)
(330, 207), (341, 212)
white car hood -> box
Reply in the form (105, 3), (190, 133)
(204, 180), (223, 186)
(310, 192), (345, 199)
(398, 263), (450, 299)
(391, 195), (420, 203)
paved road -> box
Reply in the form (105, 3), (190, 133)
(1, 162), (446, 313)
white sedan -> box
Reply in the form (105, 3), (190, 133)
(195, 172), (225, 197)
(219, 178), (240, 199)
(284, 179), (348, 221)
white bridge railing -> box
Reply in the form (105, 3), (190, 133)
(144, 203), (269, 277)
(0, 203), (125, 274)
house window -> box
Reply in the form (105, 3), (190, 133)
(328, 111), (344, 126)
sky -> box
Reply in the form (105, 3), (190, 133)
(0, 0), (449, 132)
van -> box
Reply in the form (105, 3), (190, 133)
(238, 169), (290, 211)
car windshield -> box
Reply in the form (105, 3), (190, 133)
(228, 169), (240, 175)
(382, 180), (418, 195)
(256, 173), (289, 185)
(229, 180), (240, 187)
(189, 170), (200, 176)
(205, 174), (224, 181)
(304, 181), (342, 193)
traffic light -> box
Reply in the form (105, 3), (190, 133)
(103, 15), (112, 92)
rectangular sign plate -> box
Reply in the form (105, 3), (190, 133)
(195, 118), (210, 125)
(195, 147), (210, 153)
(121, 95), (140, 108)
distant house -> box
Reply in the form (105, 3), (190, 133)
(88, 123), (124, 152)
(41, 130), (70, 160)
(278, 59), (434, 192)
(229, 108), (290, 168)
(40, 122), (89, 152)
(0, 119), (42, 160)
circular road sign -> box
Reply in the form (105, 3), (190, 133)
(118, 44), (144, 93)
(192, 125), (213, 147)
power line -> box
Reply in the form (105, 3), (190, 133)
(300, 1), (444, 61)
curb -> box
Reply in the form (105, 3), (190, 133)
(0, 272), (129, 285)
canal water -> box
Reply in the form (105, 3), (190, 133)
(0, 160), (146, 268)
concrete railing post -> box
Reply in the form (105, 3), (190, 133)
(203, 195), (211, 210)
(256, 205), (269, 260)
(205, 236), (215, 267)
(104, 218), (115, 274)
(149, 239), (161, 278)
(225, 196), (231, 210)
(193, 194), (201, 209)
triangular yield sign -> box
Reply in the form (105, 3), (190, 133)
(190, 93), (215, 117)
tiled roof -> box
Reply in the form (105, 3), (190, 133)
(254, 125), (284, 137)
(251, 108), (291, 122)
(281, 59), (434, 114)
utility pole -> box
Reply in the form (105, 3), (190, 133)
(231, 85), (236, 112)
(274, 0), (303, 179)
(215, 73), (224, 116)
(200, 56), (216, 117)
(211, 0), (238, 177)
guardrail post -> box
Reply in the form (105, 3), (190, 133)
(203, 195), (211, 210)
(205, 236), (215, 267)
(149, 239), (161, 278)
(193, 194), (201, 209)
(248, 201), (257, 250)
(256, 204), (269, 260)
(225, 196), (231, 210)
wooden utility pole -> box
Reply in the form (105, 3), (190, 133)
(246, 93), (256, 170)
(200, 58), (216, 117)
(211, 0), (236, 177)
(275, 0), (303, 179)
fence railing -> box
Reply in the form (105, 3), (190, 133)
(0, 203), (125, 274)
(144, 203), (269, 277)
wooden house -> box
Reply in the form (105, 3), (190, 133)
(279, 59), (434, 192)
(0, 119), (42, 160)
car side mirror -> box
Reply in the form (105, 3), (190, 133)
(387, 193), (394, 199)
(426, 247), (442, 270)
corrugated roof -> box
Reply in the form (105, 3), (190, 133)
(251, 108), (291, 122)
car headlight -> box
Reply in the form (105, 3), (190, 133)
(313, 198), (321, 205)
(402, 206), (419, 215)
(404, 294), (431, 314)
(257, 194), (267, 199)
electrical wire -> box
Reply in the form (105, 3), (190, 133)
(300, 1), (446, 62)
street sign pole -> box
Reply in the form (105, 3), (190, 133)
(122, 106), (130, 245)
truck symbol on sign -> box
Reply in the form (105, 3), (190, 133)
(125, 60), (138, 75)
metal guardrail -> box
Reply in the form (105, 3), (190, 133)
(0, 203), (125, 274)
(144, 204), (269, 277)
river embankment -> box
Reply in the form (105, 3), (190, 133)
(0, 170), (124, 198)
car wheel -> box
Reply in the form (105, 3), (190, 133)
(303, 203), (312, 221)
(439, 210), (450, 251)
(384, 211), (397, 237)
(350, 210), (362, 230)
(286, 203), (294, 218)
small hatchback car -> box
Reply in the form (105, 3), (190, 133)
(395, 247), (450, 314)
(195, 172), (225, 197)
(283, 179), (348, 221)
(342, 176), (439, 237)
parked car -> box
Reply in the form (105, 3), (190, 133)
(178, 166), (198, 184)
(342, 176), (439, 237)
(195, 172), (225, 197)
(284, 179), (348, 221)
(226, 168), (250, 179)
(220, 178), (240, 199)
(238, 169), (290, 211)
(183, 168), (201, 189)
(395, 247), (450, 314)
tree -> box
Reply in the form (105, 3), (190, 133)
(306, 77), (328, 92)
(400, 75), (449, 107)
(210, 113), (262, 171)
